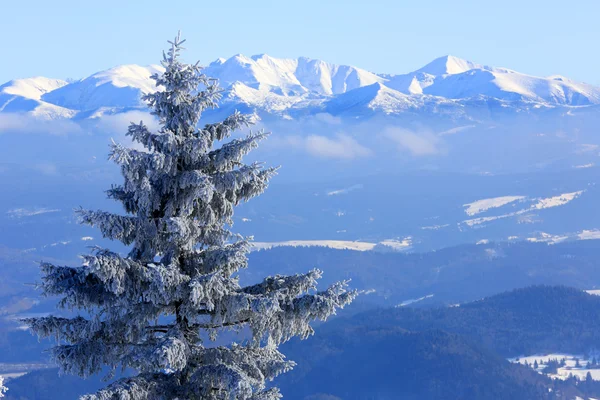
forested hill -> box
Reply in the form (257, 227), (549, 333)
(279, 329), (560, 400)
(398, 286), (600, 357)
(5, 286), (600, 399)
(328, 286), (600, 357)
(275, 286), (600, 400)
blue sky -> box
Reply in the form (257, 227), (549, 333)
(1, 0), (598, 84)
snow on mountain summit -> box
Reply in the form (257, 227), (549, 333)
(324, 82), (413, 115)
(203, 54), (384, 96)
(382, 55), (600, 105)
(0, 77), (68, 100)
(41, 64), (163, 111)
(421, 67), (600, 105)
(415, 55), (509, 76)
(0, 77), (75, 119)
(2, 54), (600, 119)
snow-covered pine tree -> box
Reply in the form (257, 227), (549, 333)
(24, 34), (356, 400)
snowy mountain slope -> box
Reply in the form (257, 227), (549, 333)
(0, 97), (76, 119)
(0, 77), (68, 100)
(322, 82), (462, 116)
(415, 55), (509, 75)
(380, 55), (600, 105)
(217, 54), (600, 107)
(207, 54), (598, 108)
(41, 64), (163, 110)
(323, 82), (413, 115)
(203, 54), (384, 96)
(380, 55), (508, 95)
(0, 77), (75, 119)
(222, 82), (310, 113)
(423, 69), (600, 105)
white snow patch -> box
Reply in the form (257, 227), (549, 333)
(526, 232), (569, 244)
(377, 237), (413, 251)
(326, 184), (363, 196)
(252, 237), (412, 252)
(579, 230), (600, 240)
(397, 294), (434, 307)
(462, 213), (515, 227)
(510, 354), (600, 381)
(461, 190), (586, 228)
(463, 196), (526, 216)
(49, 241), (71, 247)
(420, 224), (450, 230)
(6, 208), (60, 218)
(252, 240), (376, 251)
(531, 191), (584, 210)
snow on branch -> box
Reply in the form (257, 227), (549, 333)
(76, 209), (140, 245)
(0, 376), (7, 398)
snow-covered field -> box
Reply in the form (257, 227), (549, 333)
(463, 196), (526, 216)
(531, 191), (584, 210)
(251, 238), (412, 252)
(579, 230), (600, 240)
(526, 232), (570, 244)
(461, 190), (586, 228)
(510, 353), (600, 381)
(397, 294), (434, 307)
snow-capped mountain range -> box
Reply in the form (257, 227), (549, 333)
(2, 54), (600, 120)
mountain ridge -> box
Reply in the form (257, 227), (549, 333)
(3, 54), (600, 120)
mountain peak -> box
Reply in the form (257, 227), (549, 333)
(40, 64), (163, 111)
(416, 55), (481, 76)
(203, 54), (383, 96)
(0, 77), (69, 100)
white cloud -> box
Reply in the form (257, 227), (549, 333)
(383, 127), (443, 156)
(0, 111), (159, 140)
(312, 113), (342, 125)
(0, 113), (82, 136)
(92, 110), (160, 135)
(304, 134), (372, 159)
(273, 133), (372, 160)
(32, 162), (59, 176)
